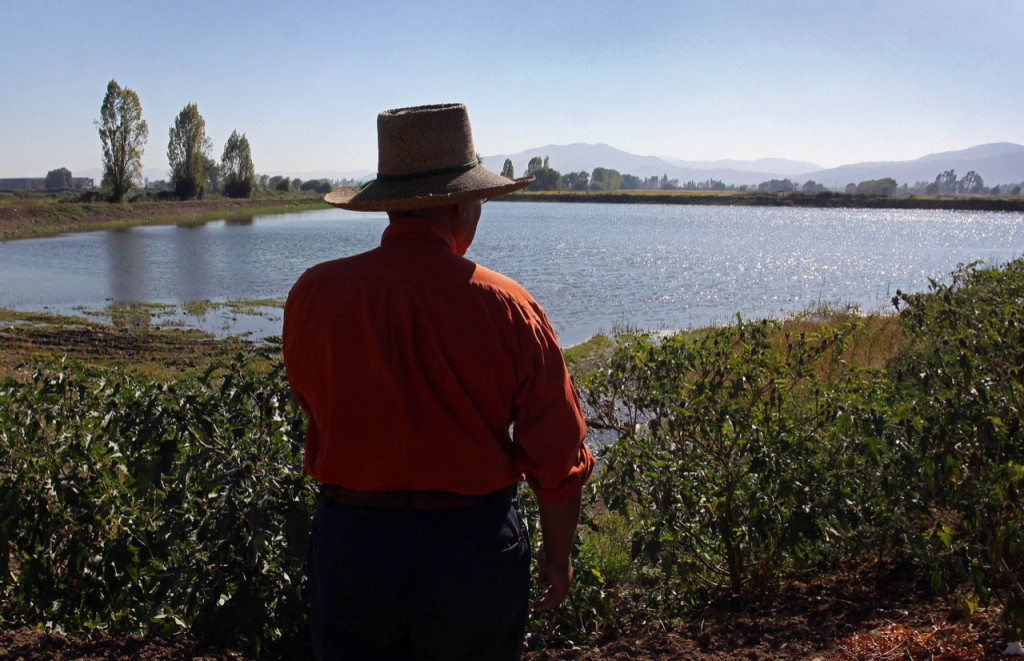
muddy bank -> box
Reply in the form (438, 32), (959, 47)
(0, 193), (328, 241)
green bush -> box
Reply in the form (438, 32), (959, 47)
(583, 317), (877, 599)
(0, 353), (315, 655)
(886, 259), (1024, 636)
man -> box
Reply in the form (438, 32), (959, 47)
(282, 103), (594, 660)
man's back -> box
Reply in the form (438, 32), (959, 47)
(284, 217), (589, 501)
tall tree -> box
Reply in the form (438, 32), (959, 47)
(500, 158), (515, 179)
(759, 178), (795, 193)
(527, 166), (562, 191)
(855, 178), (898, 195)
(935, 169), (958, 195)
(205, 156), (221, 195)
(168, 102), (213, 200)
(45, 167), (74, 190)
(221, 131), (255, 198)
(96, 80), (148, 202)
(562, 171), (589, 191)
(590, 167), (622, 191)
(958, 170), (985, 194)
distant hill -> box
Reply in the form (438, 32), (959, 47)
(481, 143), (791, 187)
(483, 142), (1024, 188)
(798, 143), (1024, 187)
(659, 156), (822, 175)
(64, 143), (1024, 190)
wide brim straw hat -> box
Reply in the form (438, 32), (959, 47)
(325, 103), (534, 212)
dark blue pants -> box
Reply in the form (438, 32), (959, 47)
(309, 498), (530, 661)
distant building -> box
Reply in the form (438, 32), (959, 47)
(0, 178), (46, 191)
(0, 177), (95, 191)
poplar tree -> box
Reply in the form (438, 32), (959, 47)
(168, 102), (213, 200)
(97, 80), (148, 202)
(221, 130), (255, 198)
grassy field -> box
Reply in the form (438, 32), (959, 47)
(0, 307), (266, 380)
(0, 190), (329, 241)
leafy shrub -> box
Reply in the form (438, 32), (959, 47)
(886, 259), (1024, 636)
(299, 179), (332, 194)
(224, 179), (254, 198)
(518, 487), (623, 650)
(77, 190), (105, 203)
(583, 317), (875, 597)
(0, 352), (315, 655)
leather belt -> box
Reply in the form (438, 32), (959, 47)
(321, 484), (517, 510)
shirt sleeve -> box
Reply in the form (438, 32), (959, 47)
(509, 300), (594, 503)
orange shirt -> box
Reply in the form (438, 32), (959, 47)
(283, 217), (593, 503)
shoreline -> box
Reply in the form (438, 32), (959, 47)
(503, 189), (1024, 211)
(0, 193), (329, 241)
(4, 190), (1023, 242)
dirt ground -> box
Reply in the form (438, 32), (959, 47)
(0, 563), (1017, 660)
(0, 322), (261, 382)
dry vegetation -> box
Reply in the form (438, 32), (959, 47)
(0, 192), (326, 241)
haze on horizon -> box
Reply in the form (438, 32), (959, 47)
(2, 0), (1022, 180)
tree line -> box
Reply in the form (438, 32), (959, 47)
(89, 79), (349, 203)
(768, 169), (1020, 197)
(507, 155), (1024, 198)
(96, 80), (254, 202)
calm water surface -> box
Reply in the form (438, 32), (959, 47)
(1, 203), (1022, 345)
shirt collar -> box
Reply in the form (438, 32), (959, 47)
(381, 217), (457, 253)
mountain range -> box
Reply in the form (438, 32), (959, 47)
(68, 143), (1024, 189)
(482, 142), (1024, 188)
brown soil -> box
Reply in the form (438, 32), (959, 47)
(522, 564), (1008, 660)
(0, 564), (1014, 660)
(0, 630), (244, 660)
(0, 323), (256, 378)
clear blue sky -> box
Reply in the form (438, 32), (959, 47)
(2, 0), (1022, 178)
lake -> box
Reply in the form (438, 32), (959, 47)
(1, 202), (1022, 346)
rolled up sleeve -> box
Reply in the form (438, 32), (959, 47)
(510, 305), (594, 503)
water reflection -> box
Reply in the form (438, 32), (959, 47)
(172, 222), (211, 301)
(104, 227), (150, 302)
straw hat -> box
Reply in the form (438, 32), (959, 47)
(325, 103), (534, 212)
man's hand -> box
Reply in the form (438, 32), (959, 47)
(532, 492), (583, 611)
(533, 543), (574, 610)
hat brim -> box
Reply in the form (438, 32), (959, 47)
(324, 165), (534, 212)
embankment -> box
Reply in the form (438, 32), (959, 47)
(0, 193), (329, 241)
(504, 189), (1024, 211)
